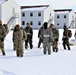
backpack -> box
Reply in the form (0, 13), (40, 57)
(68, 30), (72, 38)
(3, 24), (9, 33)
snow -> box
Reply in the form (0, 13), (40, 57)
(21, 7), (47, 11)
(0, 29), (76, 75)
(55, 11), (69, 14)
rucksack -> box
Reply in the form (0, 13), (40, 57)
(68, 30), (72, 38)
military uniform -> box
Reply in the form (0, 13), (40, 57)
(50, 24), (59, 52)
(38, 26), (43, 48)
(0, 20), (6, 55)
(13, 25), (25, 57)
(62, 25), (70, 50)
(52, 28), (59, 52)
(24, 23), (33, 49)
(41, 22), (53, 55)
(3, 24), (9, 34)
(13, 27), (27, 51)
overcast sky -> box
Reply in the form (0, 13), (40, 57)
(15, 0), (76, 11)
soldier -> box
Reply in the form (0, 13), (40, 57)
(62, 25), (70, 50)
(13, 27), (27, 51)
(38, 25), (44, 48)
(50, 24), (59, 52)
(24, 22), (33, 49)
(0, 20), (6, 55)
(12, 24), (25, 57)
(41, 22), (53, 55)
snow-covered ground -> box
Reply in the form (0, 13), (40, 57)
(0, 29), (76, 75)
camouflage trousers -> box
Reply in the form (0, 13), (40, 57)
(14, 40), (24, 57)
(52, 41), (58, 52)
(0, 42), (5, 55)
(43, 42), (52, 55)
(63, 40), (70, 50)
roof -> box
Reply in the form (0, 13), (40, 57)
(55, 11), (70, 14)
(54, 9), (72, 12)
(21, 5), (49, 9)
(21, 6), (47, 11)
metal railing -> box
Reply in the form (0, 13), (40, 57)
(7, 13), (19, 30)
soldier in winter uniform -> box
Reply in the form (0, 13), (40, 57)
(0, 20), (6, 55)
(13, 24), (26, 57)
(62, 25), (70, 50)
(38, 25), (44, 48)
(13, 27), (27, 51)
(41, 22), (53, 55)
(24, 23), (33, 49)
(50, 24), (59, 52)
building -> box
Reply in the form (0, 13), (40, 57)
(54, 9), (75, 29)
(21, 5), (54, 29)
(0, 0), (20, 29)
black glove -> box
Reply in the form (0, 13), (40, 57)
(1, 37), (4, 42)
(55, 38), (58, 41)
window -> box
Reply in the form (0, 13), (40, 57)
(57, 23), (59, 26)
(38, 12), (41, 16)
(22, 21), (25, 25)
(30, 12), (33, 17)
(57, 15), (59, 18)
(30, 21), (33, 25)
(22, 12), (25, 17)
(38, 21), (41, 25)
(64, 15), (66, 18)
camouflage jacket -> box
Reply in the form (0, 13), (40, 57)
(0, 25), (6, 40)
(41, 27), (53, 44)
(52, 28), (59, 39)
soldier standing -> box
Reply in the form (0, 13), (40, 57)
(0, 20), (6, 55)
(62, 25), (70, 50)
(50, 24), (59, 52)
(13, 27), (27, 51)
(41, 22), (53, 55)
(38, 25), (44, 48)
(24, 23), (33, 49)
(13, 24), (25, 57)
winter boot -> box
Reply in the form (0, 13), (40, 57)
(43, 50), (46, 54)
(2, 51), (5, 55)
(56, 48), (58, 52)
